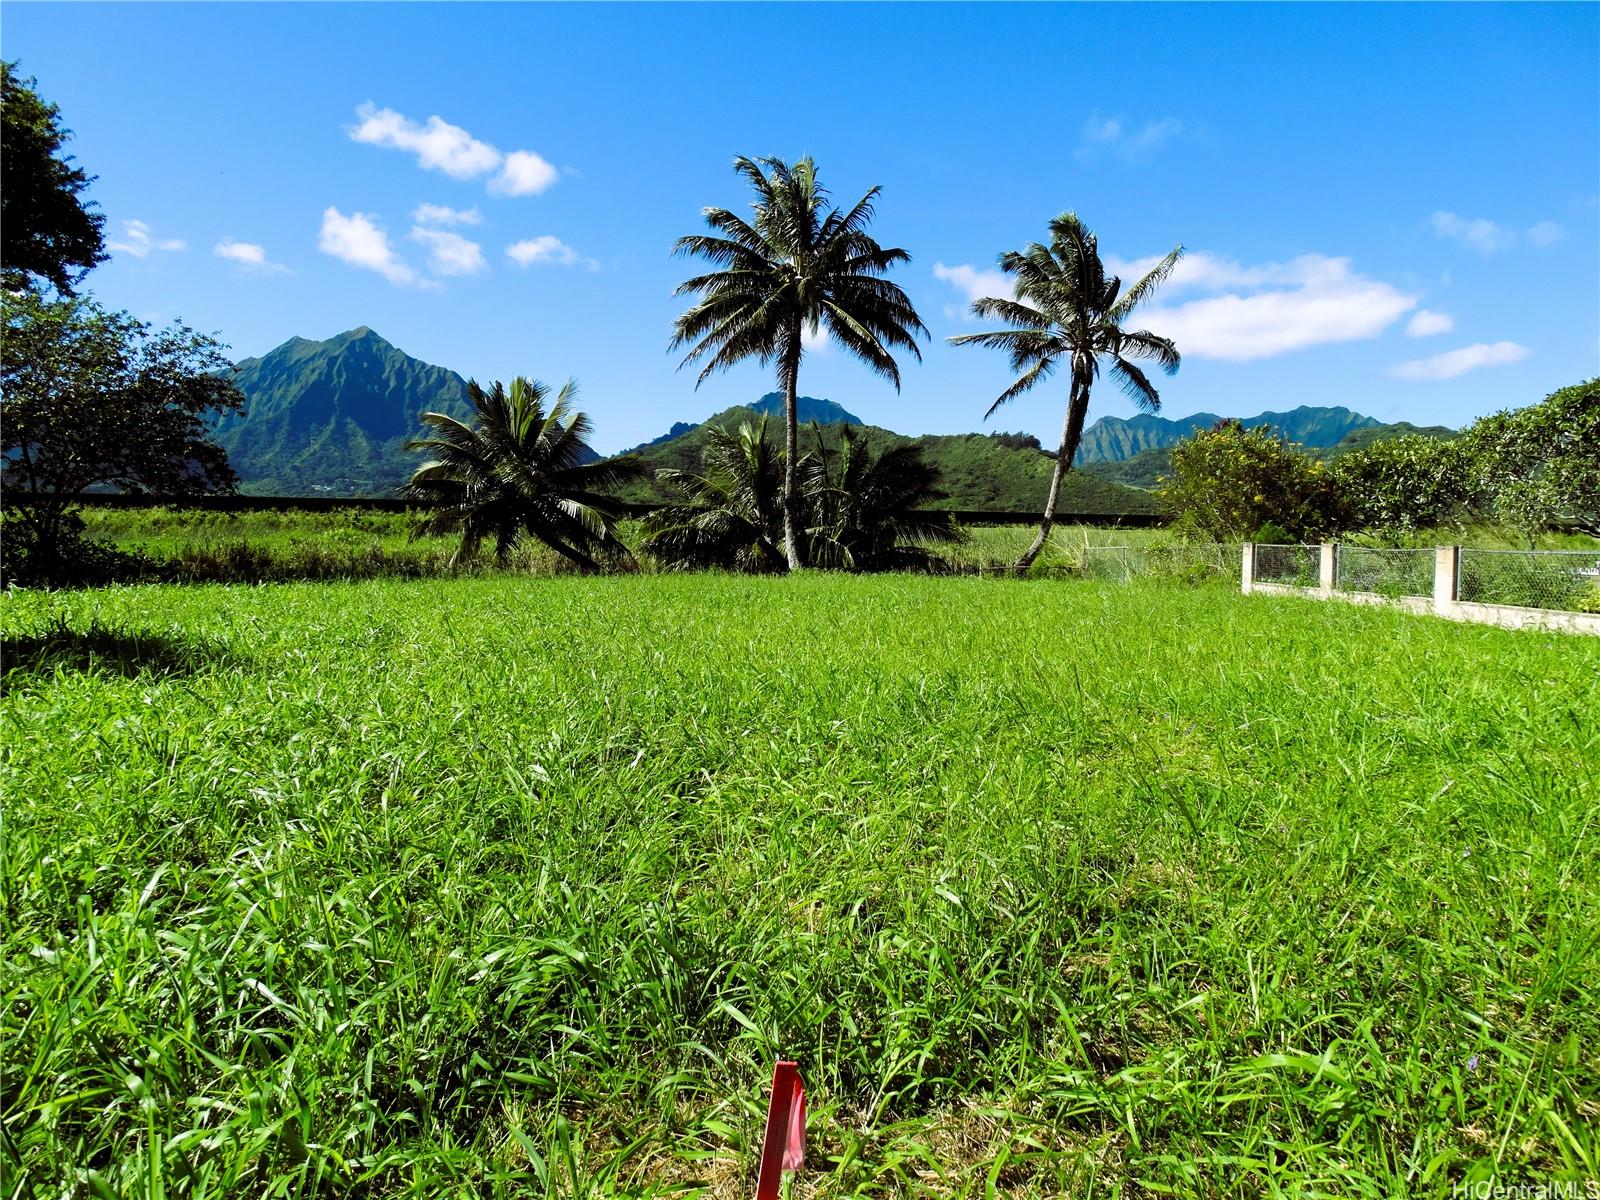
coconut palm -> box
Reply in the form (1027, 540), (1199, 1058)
(804, 424), (964, 571)
(671, 155), (928, 570)
(949, 213), (1182, 570)
(640, 416), (787, 572)
(403, 376), (640, 571)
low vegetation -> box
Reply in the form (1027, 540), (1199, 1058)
(1158, 380), (1599, 543)
(642, 418), (961, 573)
(5, 575), (1597, 1196)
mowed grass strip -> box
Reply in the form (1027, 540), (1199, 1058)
(3, 575), (1597, 1197)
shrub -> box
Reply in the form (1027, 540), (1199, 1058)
(1331, 435), (1473, 533)
(1159, 421), (1343, 542)
(1464, 378), (1599, 539)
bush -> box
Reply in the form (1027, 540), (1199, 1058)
(1159, 421), (1343, 542)
(1331, 435), (1472, 533)
(1464, 378), (1599, 539)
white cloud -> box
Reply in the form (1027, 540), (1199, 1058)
(802, 323), (830, 353)
(1405, 309), (1453, 338)
(938, 250), (1417, 360)
(1431, 211), (1516, 255)
(1097, 252), (1415, 360)
(349, 103), (559, 197)
(318, 207), (427, 288)
(490, 150), (559, 197)
(349, 103), (500, 179)
(107, 219), (186, 258)
(505, 235), (596, 270)
(409, 226), (488, 276)
(412, 202), (483, 226)
(932, 261), (1017, 320)
(213, 238), (289, 275)
(1077, 113), (1185, 162)
(1386, 341), (1530, 380)
(1526, 220), (1565, 247)
(1431, 211), (1565, 255)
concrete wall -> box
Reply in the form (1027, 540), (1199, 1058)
(1243, 544), (1600, 637)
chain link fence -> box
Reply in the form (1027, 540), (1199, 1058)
(1252, 544), (1320, 587)
(1458, 549), (1600, 613)
(1334, 546), (1435, 598)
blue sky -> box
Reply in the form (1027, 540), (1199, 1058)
(6, 2), (1597, 453)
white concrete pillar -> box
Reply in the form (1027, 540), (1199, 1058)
(1241, 543), (1255, 594)
(1320, 544), (1337, 597)
(1434, 545), (1461, 614)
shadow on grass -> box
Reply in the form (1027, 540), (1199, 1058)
(1, 617), (226, 693)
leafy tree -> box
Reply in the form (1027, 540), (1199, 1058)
(671, 156), (927, 570)
(1331, 434), (1473, 533)
(949, 213), (1182, 570)
(2, 290), (243, 582)
(403, 377), (640, 571)
(1159, 421), (1343, 542)
(2, 62), (106, 294)
(641, 417), (788, 572)
(1463, 378), (1599, 539)
(804, 424), (963, 571)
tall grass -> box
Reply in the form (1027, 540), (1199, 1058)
(4, 575), (1596, 1196)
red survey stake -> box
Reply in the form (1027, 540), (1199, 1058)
(755, 1060), (806, 1199)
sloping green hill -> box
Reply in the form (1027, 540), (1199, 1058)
(619, 409), (1157, 514)
(621, 392), (861, 453)
(215, 327), (474, 496)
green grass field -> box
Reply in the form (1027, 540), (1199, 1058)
(66, 509), (1184, 584)
(4, 575), (1598, 1197)
(62, 508), (1599, 589)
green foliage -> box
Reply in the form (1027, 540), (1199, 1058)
(0, 61), (106, 293)
(1464, 378), (1600, 538)
(4, 576), (1596, 1194)
(672, 155), (927, 567)
(803, 424), (964, 570)
(1, 290), (243, 583)
(949, 212), (1181, 567)
(1332, 434), (1474, 532)
(641, 417), (787, 571)
(1160, 420), (1343, 541)
(403, 376), (640, 571)
(642, 419), (962, 572)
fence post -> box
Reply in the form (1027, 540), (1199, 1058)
(1433, 545), (1461, 615)
(1319, 544), (1336, 598)
(1241, 543), (1255, 594)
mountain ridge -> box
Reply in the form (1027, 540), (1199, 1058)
(215, 328), (1434, 512)
(217, 327), (473, 496)
(1072, 405), (1382, 465)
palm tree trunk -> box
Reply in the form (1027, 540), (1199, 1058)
(781, 338), (804, 571)
(1015, 375), (1091, 571)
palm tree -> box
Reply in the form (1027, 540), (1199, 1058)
(671, 155), (928, 570)
(804, 424), (964, 571)
(403, 376), (640, 571)
(640, 417), (787, 572)
(949, 213), (1182, 570)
